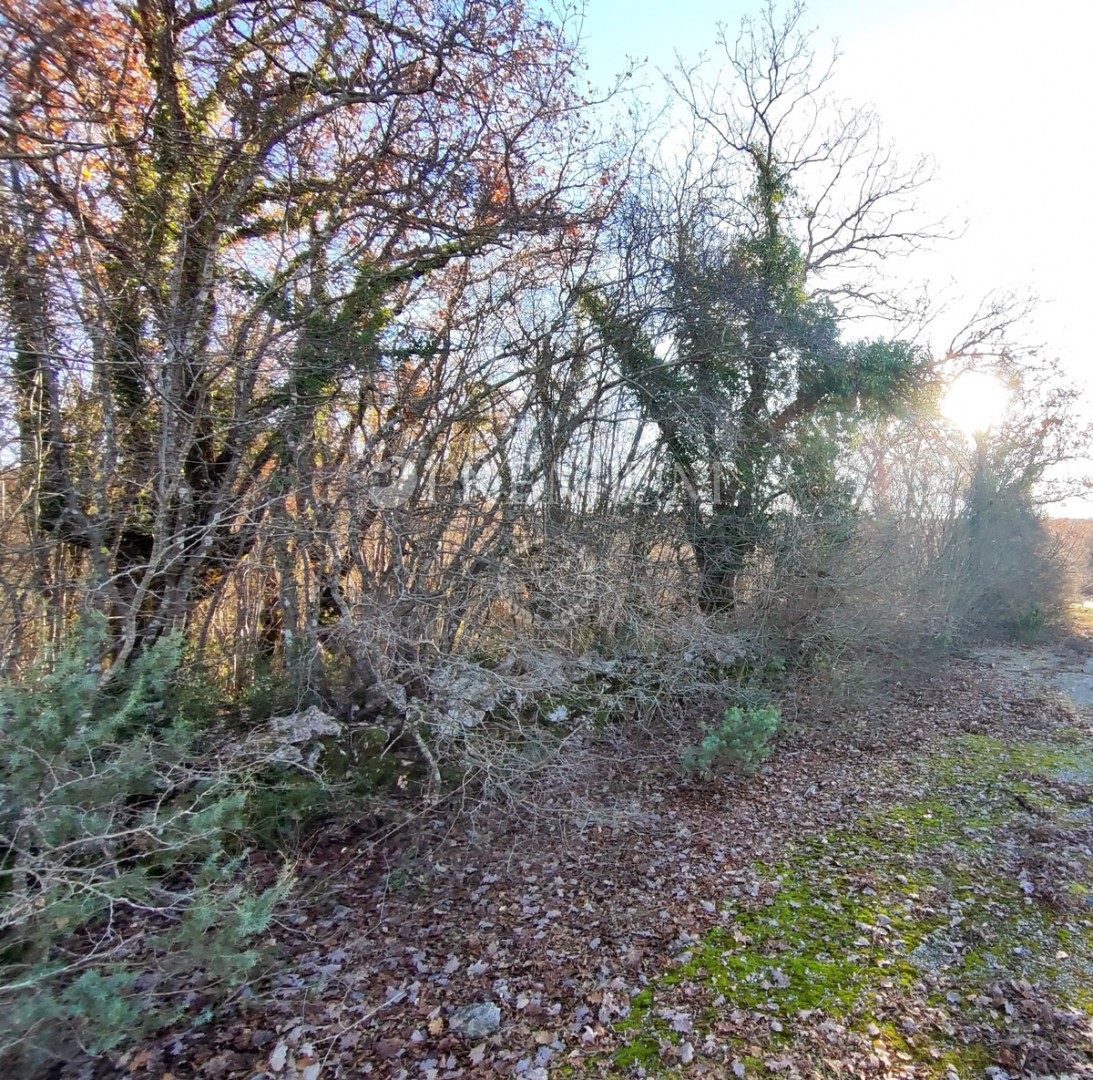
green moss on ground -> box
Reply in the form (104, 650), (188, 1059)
(612, 1033), (663, 1070)
(666, 857), (940, 1017)
(601, 728), (1093, 1075)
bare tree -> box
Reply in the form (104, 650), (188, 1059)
(0, 0), (616, 672)
(585, 2), (939, 611)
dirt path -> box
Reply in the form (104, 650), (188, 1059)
(599, 643), (1093, 1080)
(592, 640), (1093, 1080)
(112, 643), (1093, 1080)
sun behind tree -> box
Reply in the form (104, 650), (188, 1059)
(941, 370), (1011, 436)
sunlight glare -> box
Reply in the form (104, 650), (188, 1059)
(940, 371), (1010, 435)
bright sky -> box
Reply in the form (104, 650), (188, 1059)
(578, 0), (1093, 512)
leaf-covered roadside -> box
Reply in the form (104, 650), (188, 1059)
(610, 729), (1093, 1078)
(85, 640), (1092, 1079)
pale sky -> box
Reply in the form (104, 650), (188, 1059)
(578, 0), (1093, 511)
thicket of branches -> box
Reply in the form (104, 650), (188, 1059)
(0, 0), (1088, 1062)
(0, 0), (1085, 773)
(0, 0), (1085, 764)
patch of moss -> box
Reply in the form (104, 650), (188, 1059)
(862, 1020), (994, 1077)
(612, 1033), (662, 1070)
(616, 987), (654, 1033)
(606, 724), (1093, 1075)
(598, 712), (1093, 1075)
(863, 735), (1093, 1011)
(954, 733), (1093, 790)
(610, 986), (683, 1072)
(668, 861), (937, 1019)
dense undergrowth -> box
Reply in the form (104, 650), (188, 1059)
(3, 613), (1086, 1073)
(0, 621), (296, 1069)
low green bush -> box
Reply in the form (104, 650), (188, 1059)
(245, 764), (336, 846)
(1006, 601), (1049, 642)
(0, 619), (291, 1070)
(681, 705), (781, 778)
